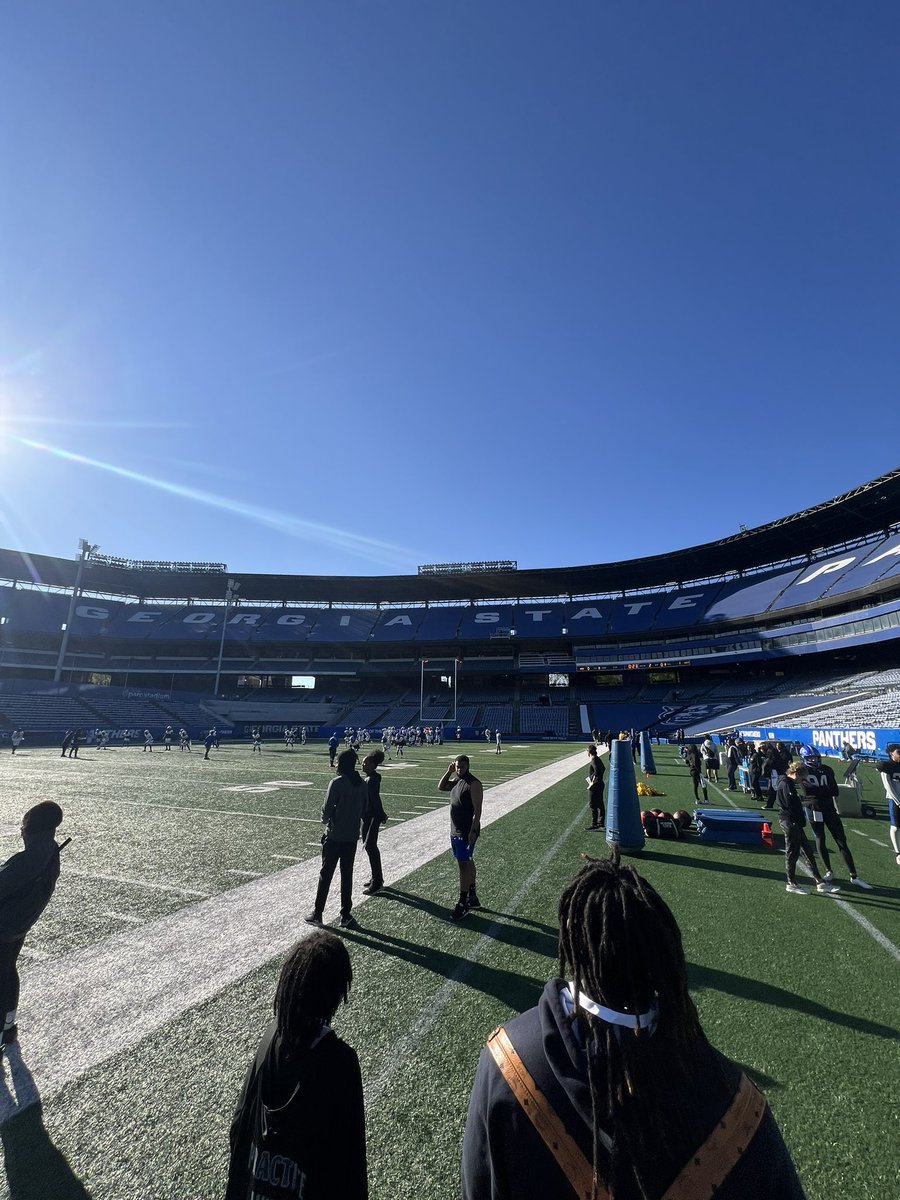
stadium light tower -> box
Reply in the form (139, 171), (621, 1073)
(213, 578), (241, 697)
(53, 539), (99, 683)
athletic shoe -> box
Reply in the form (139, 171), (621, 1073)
(362, 882), (383, 895)
(450, 900), (470, 922)
(816, 881), (841, 894)
(822, 870), (834, 881)
(303, 911), (323, 926)
(896, 853), (900, 867)
(0, 1025), (17, 1049)
(339, 914), (357, 929)
(851, 876), (874, 890)
(586, 824), (599, 831)
(785, 883), (808, 895)
(467, 889), (482, 910)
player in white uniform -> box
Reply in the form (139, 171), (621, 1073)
(143, 730), (154, 752)
(10, 730), (23, 755)
(251, 727), (262, 753)
(164, 726), (174, 750)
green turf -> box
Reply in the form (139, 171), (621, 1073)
(0, 743), (898, 1200)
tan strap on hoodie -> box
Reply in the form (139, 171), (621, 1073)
(487, 1025), (766, 1200)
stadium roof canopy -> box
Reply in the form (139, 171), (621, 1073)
(1, 470), (899, 604)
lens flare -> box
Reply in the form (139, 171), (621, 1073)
(2, 434), (418, 568)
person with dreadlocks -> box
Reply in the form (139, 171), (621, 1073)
(461, 851), (806, 1200)
(225, 929), (367, 1200)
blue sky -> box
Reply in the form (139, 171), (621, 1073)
(1, 2), (898, 579)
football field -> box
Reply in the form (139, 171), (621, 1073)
(0, 740), (898, 1200)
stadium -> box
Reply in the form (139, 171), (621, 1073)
(2, 469), (899, 750)
(1, 473), (899, 1200)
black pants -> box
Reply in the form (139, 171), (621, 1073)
(779, 819), (820, 885)
(727, 763), (738, 789)
(361, 817), (383, 887)
(0, 938), (25, 1036)
(690, 770), (708, 802)
(314, 838), (357, 917)
(810, 807), (857, 877)
(748, 770), (763, 801)
(589, 785), (605, 827)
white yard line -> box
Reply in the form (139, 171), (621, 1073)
(848, 827), (891, 849)
(226, 870), (263, 878)
(100, 911), (144, 925)
(706, 779), (742, 810)
(98, 798), (325, 823)
(828, 897), (900, 964)
(270, 854), (303, 862)
(64, 870), (211, 899)
(8, 750), (585, 1118)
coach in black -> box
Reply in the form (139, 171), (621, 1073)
(0, 802), (65, 1054)
(438, 755), (484, 921)
(306, 750), (366, 929)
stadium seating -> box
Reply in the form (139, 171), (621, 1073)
(519, 706), (568, 736)
(481, 705), (513, 733)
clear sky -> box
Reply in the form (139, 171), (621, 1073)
(1, 2), (898, 580)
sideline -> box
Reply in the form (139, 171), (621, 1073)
(365, 802), (588, 1107)
(5, 749), (586, 1118)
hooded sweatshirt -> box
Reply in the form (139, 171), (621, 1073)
(461, 980), (806, 1200)
(0, 830), (62, 942)
(322, 772), (366, 843)
(226, 1020), (367, 1200)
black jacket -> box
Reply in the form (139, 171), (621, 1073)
(227, 1021), (367, 1200)
(461, 980), (806, 1200)
(0, 831), (62, 942)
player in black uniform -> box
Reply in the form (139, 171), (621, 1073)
(798, 746), (872, 889)
(438, 755), (484, 921)
(778, 763), (840, 896)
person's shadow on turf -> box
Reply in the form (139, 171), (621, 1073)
(339, 923), (546, 1013)
(0, 1044), (94, 1199)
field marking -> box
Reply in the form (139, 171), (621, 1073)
(96, 798), (324, 824)
(848, 826), (890, 848)
(270, 854), (303, 861)
(7, 750), (585, 1119)
(226, 870), (264, 878)
(64, 870), (211, 899)
(705, 779), (741, 810)
(101, 911), (144, 925)
(365, 801), (588, 1107)
(828, 897), (900, 964)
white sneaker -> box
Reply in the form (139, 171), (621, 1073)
(851, 877), (874, 890)
(785, 883), (808, 895)
(816, 881), (841, 894)
(822, 870), (834, 881)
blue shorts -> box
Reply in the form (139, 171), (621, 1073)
(450, 835), (475, 862)
(890, 800), (900, 829)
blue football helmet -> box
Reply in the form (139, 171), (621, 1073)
(799, 744), (820, 765)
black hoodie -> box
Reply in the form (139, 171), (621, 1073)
(226, 1020), (367, 1200)
(0, 830), (62, 942)
(461, 980), (806, 1200)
